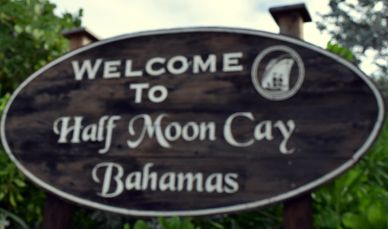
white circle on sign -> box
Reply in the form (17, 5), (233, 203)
(251, 46), (305, 101)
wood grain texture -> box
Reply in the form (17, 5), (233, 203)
(283, 194), (313, 229)
(1, 29), (383, 215)
(42, 193), (74, 229)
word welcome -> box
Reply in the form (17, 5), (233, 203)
(72, 52), (243, 80)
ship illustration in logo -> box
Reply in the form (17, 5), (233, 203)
(251, 46), (304, 101)
(261, 55), (295, 92)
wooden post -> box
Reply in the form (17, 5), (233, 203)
(269, 4), (313, 229)
(41, 28), (98, 229)
(62, 27), (99, 51)
(283, 194), (313, 229)
(41, 194), (74, 229)
(269, 3), (312, 39)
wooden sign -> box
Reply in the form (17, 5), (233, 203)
(1, 28), (384, 216)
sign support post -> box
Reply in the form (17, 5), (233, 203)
(41, 28), (98, 229)
(42, 193), (74, 229)
(269, 4), (313, 229)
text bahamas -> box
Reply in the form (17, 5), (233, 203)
(92, 162), (239, 197)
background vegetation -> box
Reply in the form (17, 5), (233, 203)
(0, 0), (81, 228)
(318, 0), (388, 99)
(1, 0), (387, 228)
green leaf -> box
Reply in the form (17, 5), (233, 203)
(0, 208), (28, 229)
(9, 193), (16, 207)
(343, 213), (371, 229)
(0, 214), (9, 229)
(367, 202), (386, 229)
(209, 221), (224, 229)
(345, 51), (353, 61)
(180, 218), (195, 229)
(25, 25), (32, 33)
(134, 220), (148, 229)
(326, 41), (354, 61)
(14, 25), (23, 34)
(34, 4), (42, 14)
(32, 29), (43, 39)
(13, 178), (26, 188)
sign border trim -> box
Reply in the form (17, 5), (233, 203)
(1, 27), (385, 216)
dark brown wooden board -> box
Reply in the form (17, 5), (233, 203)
(0, 28), (384, 216)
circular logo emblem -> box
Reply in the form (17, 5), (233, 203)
(251, 46), (305, 101)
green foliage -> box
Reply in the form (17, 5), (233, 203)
(311, 42), (388, 229)
(159, 217), (196, 229)
(0, 0), (82, 227)
(317, 0), (388, 77)
(0, 214), (9, 229)
(0, 0), (82, 96)
(121, 220), (142, 229)
(71, 209), (102, 229)
(313, 117), (388, 229)
(326, 42), (354, 62)
(73, 215), (198, 229)
(132, 220), (148, 229)
(73, 207), (282, 229)
(0, 208), (28, 229)
(193, 206), (282, 229)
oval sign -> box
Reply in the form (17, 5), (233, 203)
(1, 28), (384, 216)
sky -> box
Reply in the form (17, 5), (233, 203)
(50, 0), (332, 48)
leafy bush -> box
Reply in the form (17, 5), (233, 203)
(313, 118), (388, 229)
(0, 0), (82, 96)
(71, 206), (283, 229)
(311, 41), (388, 229)
(0, 0), (81, 227)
